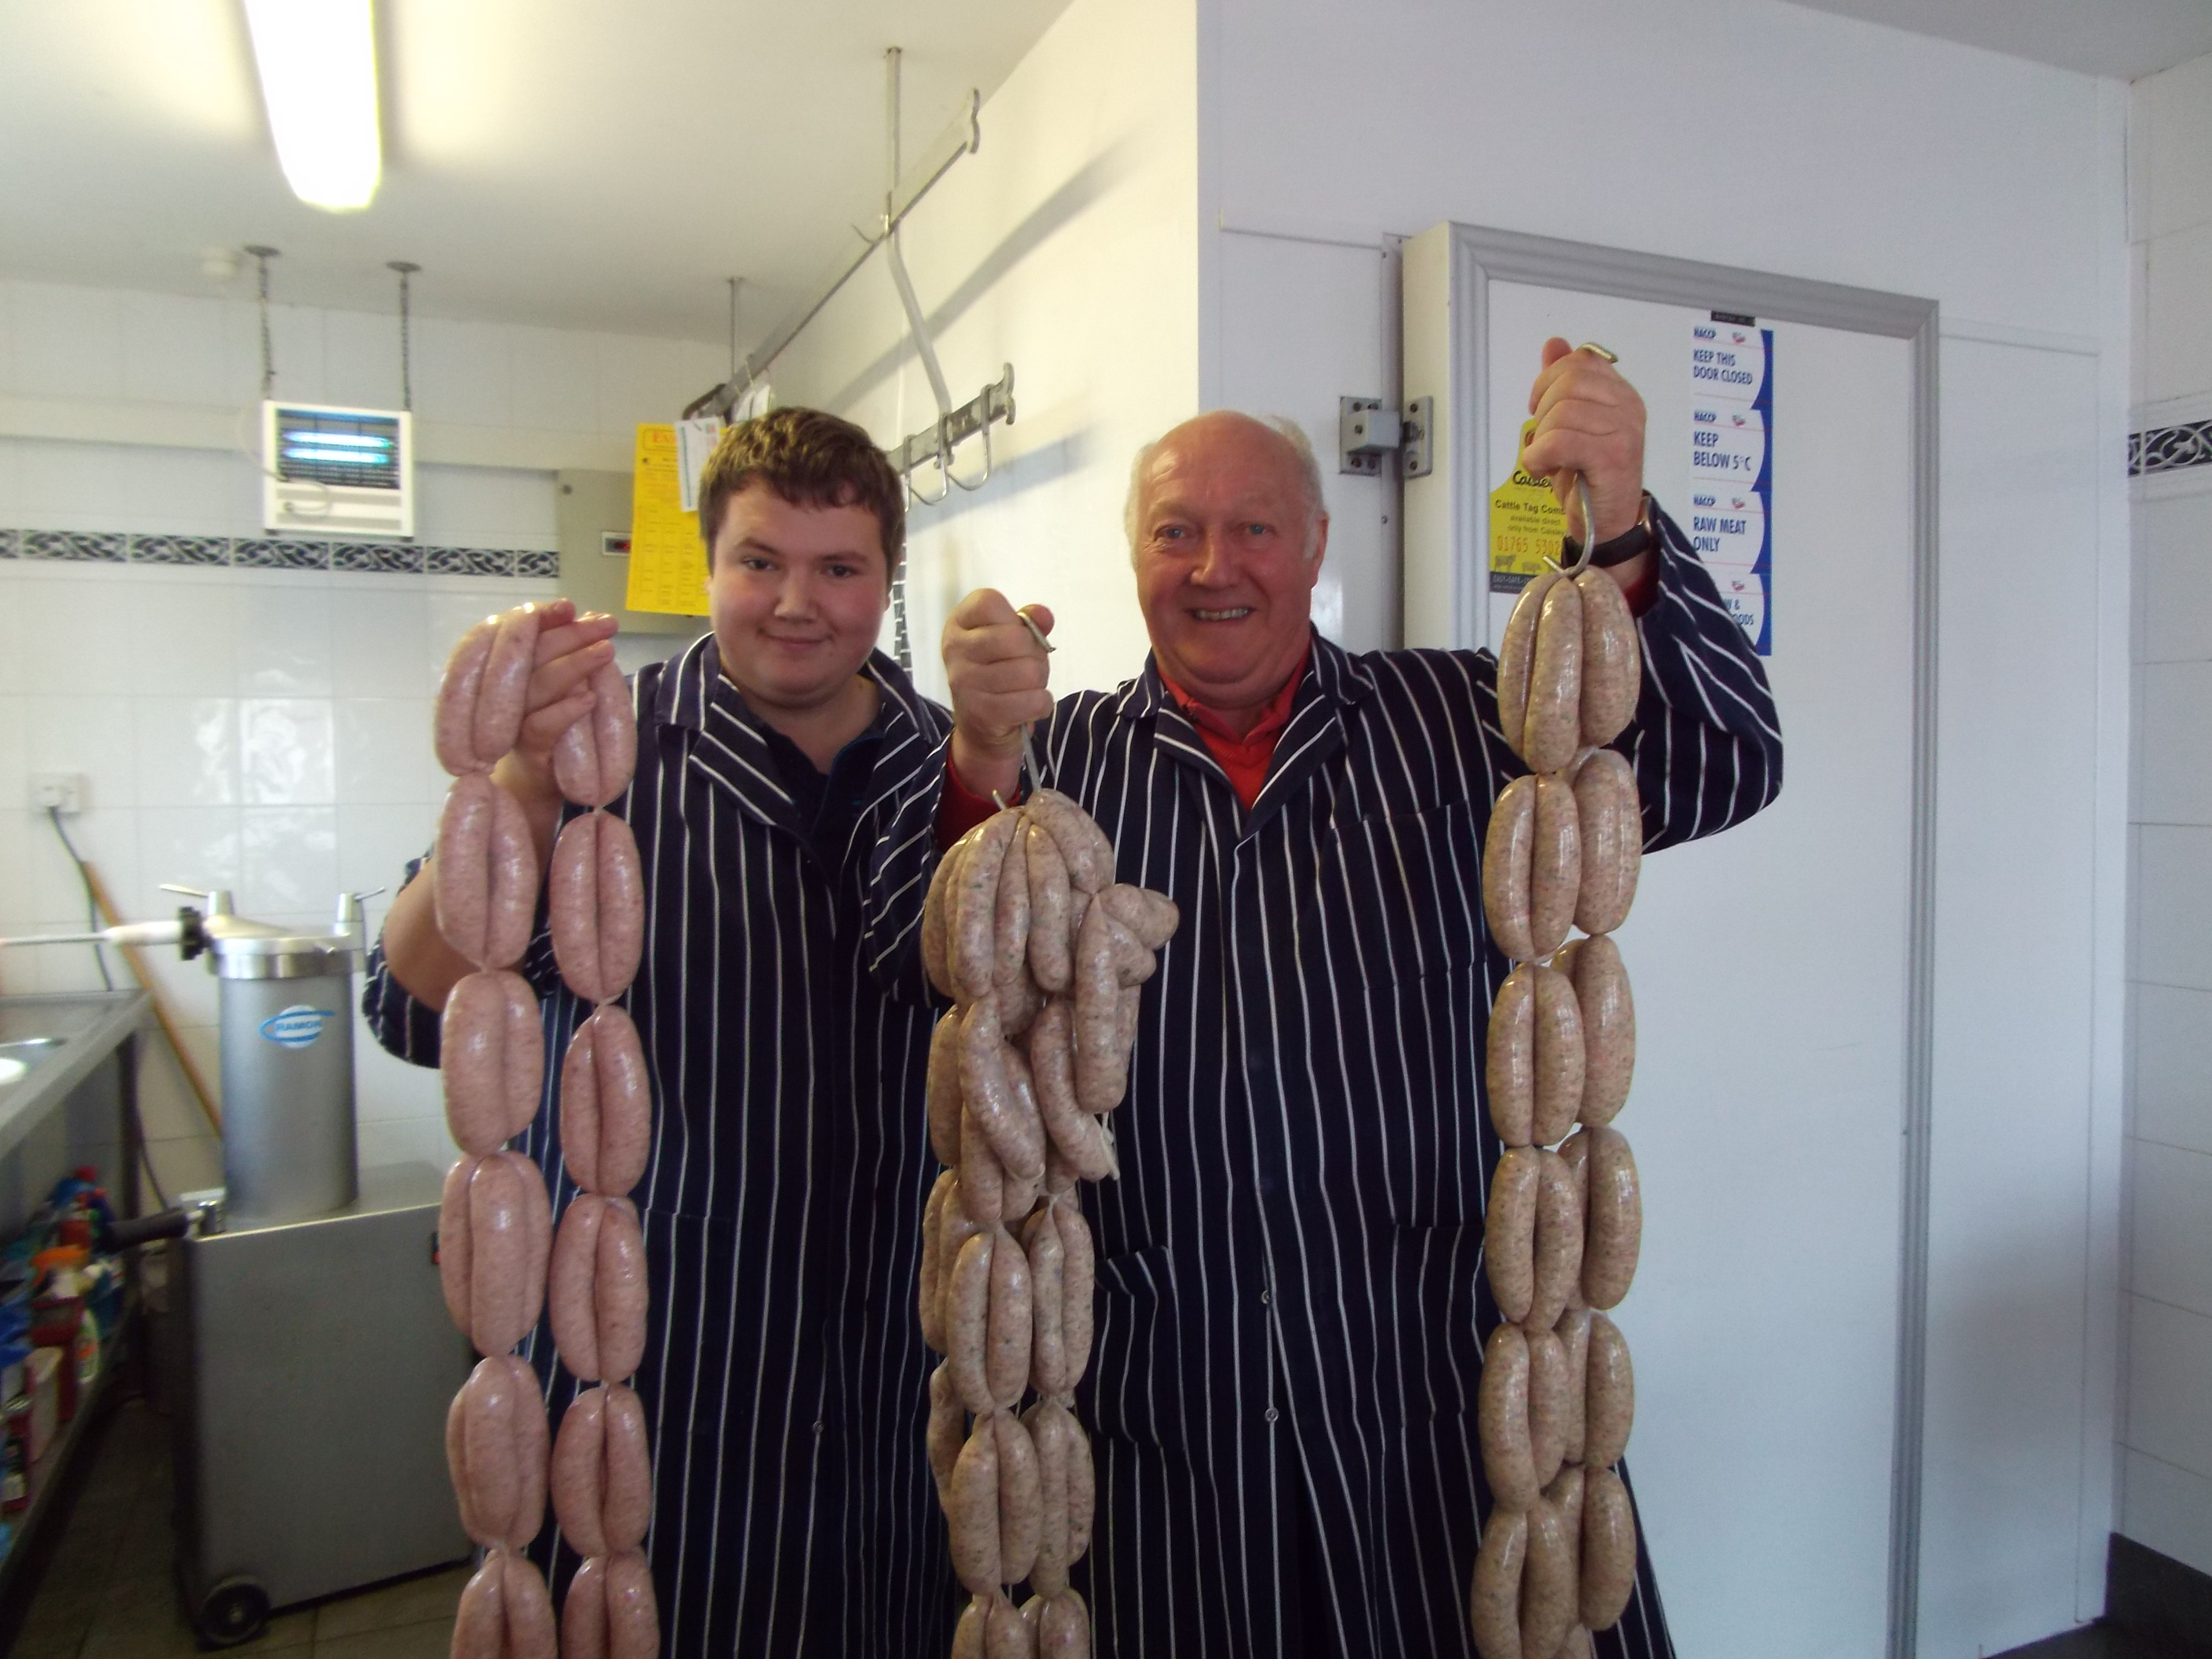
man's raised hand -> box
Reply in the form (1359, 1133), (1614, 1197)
(1521, 339), (1648, 547)
(944, 588), (1054, 801)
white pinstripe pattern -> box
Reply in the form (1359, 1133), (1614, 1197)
(365, 639), (961, 1657)
(870, 513), (1781, 1658)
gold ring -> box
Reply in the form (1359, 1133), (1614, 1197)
(1577, 341), (1619, 363)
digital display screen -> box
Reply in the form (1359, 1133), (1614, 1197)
(273, 407), (401, 490)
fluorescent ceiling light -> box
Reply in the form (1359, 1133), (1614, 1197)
(241, 0), (382, 212)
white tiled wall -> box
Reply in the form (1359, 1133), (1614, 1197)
(0, 275), (721, 1202)
(2123, 49), (2212, 1581)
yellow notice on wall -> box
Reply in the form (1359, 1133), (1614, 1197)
(1489, 419), (1566, 595)
(625, 424), (709, 616)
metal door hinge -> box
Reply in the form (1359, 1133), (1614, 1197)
(1338, 395), (1432, 479)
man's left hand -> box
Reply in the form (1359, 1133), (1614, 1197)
(1521, 338), (1647, 546)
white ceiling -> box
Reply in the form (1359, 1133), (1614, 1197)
(1786, 0), (2212, 79)
(0, 0), (1074, 344)
(2, 1), (2207, 348)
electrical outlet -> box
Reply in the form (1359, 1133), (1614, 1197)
(31, 773), (88, 814)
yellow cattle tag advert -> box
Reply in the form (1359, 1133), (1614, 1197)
(1489, 419), (1564, 594)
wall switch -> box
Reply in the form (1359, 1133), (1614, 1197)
(31, 773), (88, 814)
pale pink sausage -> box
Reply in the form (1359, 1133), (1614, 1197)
(949, 1417), (1003, 1592)
(996, 826), (1032, 990)
(1574, 566), (1642, 750)
(1585, 1312), (1635, 1468)
(1567, 935), (1635, 1129)
(955, 812), (1021, 1002)
(475, 608), (542, 768)
(937, 1182), (986, 1343)
(1099, 883), (1179, 952)
(434, 774), (536, 971)
(561, 1554), (609, 1659)
(443, 970), (543, 1158)
(436, 621), (498, 777)
(1023, 1398), (1071, 1597)
(1468, 1505), (1527, 1659)
(1482, 776), (1539, 963)
(1487, 968), (1537, 1147)
(921, 1171), (954, 1354)
(451, 1354), (548, 1550)
(997, 1045), (1048, 1212)
(924, 838), (970, 999)
(960, 998), (1047, 1180)
(600, 1382), (652, 1553)
(1496, 570), (1559, 758)
(953, 1596), (989, 1659)
(929, 1007), (966, 1167)
(508, 1551), (560, 1659)
(961, 1100), (1007, 1224)
(1025, 824), (1074, 993)
(1064, 1411), (1095, 1559)
(1056, 1202), (1095, 1391)
(1581, 1466), (1637, 1631)
(594, 1198), (648, 1382)
(1581, 1127), (1642, 1310)
(1526, 1327), (1569, 1491)
(986, 1223), (1035, 1410)
(985, 1589), (1037, 1659)
(995, 1409), (1043, 1587)
(1521, 577), (1585, 775)
(549, 1196), (609, 1380)
(1025, 790), (1112, 894)
(1529, 1149), (1585, 1332)
(551, 1384), (611, 1558)
(1478, 1323), (1538, 1509)
(1520, 1495), (1576, 1659)
(1530, 965), (1585, 1148)
(1027, 1000), (1114, 1181)
(1026, 1208), (1068, 1397)
(1555, 1307), (1591, 1466)
(1528, 774), (1581, 961)
(930, 1361), (967, 1496)
(949, 1232), (998, 1414)
(560, 1006), (651, 1198)
(1485, 1147), (1540, 1323)
(1038, 1587), (1089, 1657)
(552, 661), (638, 809)
(1571, 750), (1640, 936)
(440, 1156), (479, 1336)
(453, 1549), (511, 1659)
(550, 812), (645, 1005)
(466, 1151), (551, 1357)
(1070, 904), (1126, 1113)
(603, 1552), (658, 1659)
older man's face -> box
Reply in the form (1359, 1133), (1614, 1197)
(1131, 414), (1325, 714)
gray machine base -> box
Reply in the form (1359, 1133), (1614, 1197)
(167, 1163), (475, 1639)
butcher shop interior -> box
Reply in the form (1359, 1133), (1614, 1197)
(0, 2), (2208, 1657)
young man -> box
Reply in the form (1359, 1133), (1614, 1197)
(367, 408), (957, 1656)
(913, 346), (1784, 1657)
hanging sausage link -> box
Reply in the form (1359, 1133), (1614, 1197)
(920, 788), (1177, 1658)
(432, 619), (659, 1659)
(1472, 550), (1646, 1659)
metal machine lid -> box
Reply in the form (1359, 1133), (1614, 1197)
(169, 887), (369, 980)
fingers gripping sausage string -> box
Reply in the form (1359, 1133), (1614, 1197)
(1475, 472), (1649, 1655)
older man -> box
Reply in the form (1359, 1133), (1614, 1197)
(891, 343), (1781, 1657)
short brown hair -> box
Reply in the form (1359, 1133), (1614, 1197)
(696, 406), (904, 584)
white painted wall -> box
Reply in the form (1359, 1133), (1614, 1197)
(0, 277), (722, 1196)
(2121, 47), (2212, 1584)
(1196, 1), (2131, 1652)
(767, 0), (1200, 705)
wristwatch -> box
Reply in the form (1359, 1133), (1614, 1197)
(1565, 492), (1657, 568)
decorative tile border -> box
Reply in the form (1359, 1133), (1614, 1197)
(2130, 420), (2212, 477)
(1, 531), (559, 578)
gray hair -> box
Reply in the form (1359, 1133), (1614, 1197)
(1123, 412), (1328, 562)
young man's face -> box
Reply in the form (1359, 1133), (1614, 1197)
(706, 482), (891, 714)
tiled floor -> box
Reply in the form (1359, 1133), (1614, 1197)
(1996, 1624), (2203, 1658)
(9, 1397), (469, 1659)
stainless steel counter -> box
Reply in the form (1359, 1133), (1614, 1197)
(0, 991), (151, 1165)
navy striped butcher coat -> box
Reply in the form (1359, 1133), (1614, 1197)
(872, 515), (1783, 1658)
(364, 638), (961, 1658)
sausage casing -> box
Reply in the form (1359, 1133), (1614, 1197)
(1071, 904), (1127, 1113)
(1525, 1327), (1568, 1491)
(1028, 1000), (1114, 1181)
(1487, 968), (1536, 1147)
(998, 1047), (1048, 1212)
(1025, 824), (1074, 993)
(1574, 566), (1641, 750)
(1584, 1311), (1635, 1468)
(930, 1361), (967, 1498)
(924, 838), (970, 999)
(1497, 570), (1560, 759)
(458, 1548), (557, 1659)
(1566, 935), (1635, 1129)
(1482, 777), (1538, 963)
(1477, 1322), (1538, 1510)
(961, 998), (1047, 1180)
(550, 811), (646, 1005)
(986, 1223), (1035, 1410)
(1520, 1496), (1577, 1659)
(1468, 1505), (1527, 1659)
(443, 970), (543, 1158)
(550, 1384), (610, 1557)
(1530, 1149), (1585, 1333)
(1026, 1207), (1068, 1397)
(1554, 1308), (1591, 1466)
(435, 621), (497, 777)
(1023, 1399), (1072, 1597)
(435, 774), (538, 971)
(599, 1382), (652, 1553)
(1037, 1589), (1090, 1658)
(1026, 790), (1113, 895)
(961, 1100), (1007, 1224)
(921, 1171), (954, 1353)
(1485, 1147), (1540, 1323)
(464, 1151), (552, 1357)
(955, 812), (1021, 1003)
(449, 1354), (547, 1550)
(949, 1417), (1003, 1592)
(548, 1195), (646, 1382)
(996, 827), (1032, 990)
(1530, 966), (1584, 1148)
(1581, 1466), (1638, 1631)
(1098, 884), (1179, 952)
(929, 1007), (966, 1166)
(949, 1231), (998, 1413)
(475, 608), (540, 769)
(552, 661), (638, 809)
(1581, 1126), (1641, 1310)
(1064, 1410), (1095, 1559)
(560, 1006), (651, 1197)
(562, 1552), (659, 1659)
(1528, 774), (1580, 962)
(995, 1409), (1042, 1587)
(1056, 1202), (1096, 1392)
(1570, 751), (1640, 936)
(1521, 578), (1585, 775)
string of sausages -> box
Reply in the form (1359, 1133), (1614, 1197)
(431, 609), (660, 1659)
(1470, 545), (1646, 1659)
(918, 788), (1180, 1659)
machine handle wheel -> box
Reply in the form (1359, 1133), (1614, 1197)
(191, 1575), (271, 1647)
